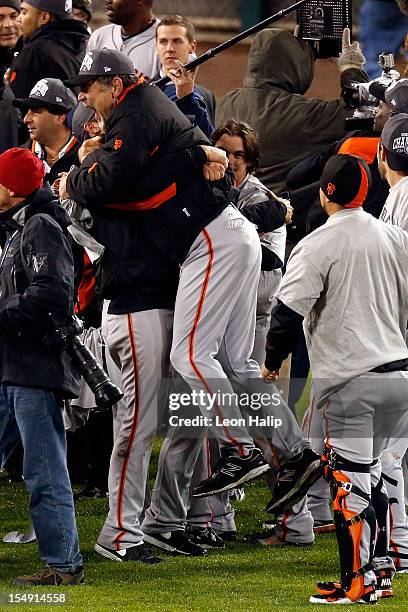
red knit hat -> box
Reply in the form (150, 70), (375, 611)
(0, 148), (45, 196)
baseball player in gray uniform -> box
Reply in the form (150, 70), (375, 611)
(377, 113), (408, 574)
(63, 49), (319, 559)
(263, 154), (408, 604)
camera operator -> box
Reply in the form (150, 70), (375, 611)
(0, 148), (83, 586)
(216, 28), (368, 193)
(286, 76), (408, 239)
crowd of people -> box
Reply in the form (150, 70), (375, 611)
(0, 0), (408, 606)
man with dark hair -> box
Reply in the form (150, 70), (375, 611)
(0, 0), (22, 80)
(9, 0), (89, 99)
(72, 0), (91, 25)
(155, 14), (216, 128)
(59, 48), (314, 560)
(0, 147), (83, 586)
(13, 77), (79, 186)
(87, 0), (159, 78)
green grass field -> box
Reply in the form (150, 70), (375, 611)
(1, 471), (408, 612)
(1, 386), (408, 611)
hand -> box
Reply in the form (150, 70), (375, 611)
(200, 145), (228, 168)
(283, 200), (293, 225)
(168, 60), (197, 99)
(203, 162), (226, 181)
(334, 28), (366, 73)
(261, 364), (280, 383)
(78, 136), (103, 164)
(3, 68), (11, 86)
(58, 172), (69, 200)
(269, 191), (293, 224)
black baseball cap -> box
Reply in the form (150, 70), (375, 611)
(320, 154), (372, 208)
(25, 0), (72, 18)
(65, 49), (134, 87)
(370, 78), (408, 114)
(381, 113), (408, 171)
(0, 1), (20, 10)
(71, 101), (96, 142)
(13, 78), (77, 112)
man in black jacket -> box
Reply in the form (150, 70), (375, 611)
(0, 0), (22, 81)
(13, 77), (79, 186)
(0, 148), (83, 586)
(60, 49), (314, 558)
(9, 0), (89, 99)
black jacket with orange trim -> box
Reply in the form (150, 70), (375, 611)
(285, 129), (389, 240)
(67, 82), (232, 264)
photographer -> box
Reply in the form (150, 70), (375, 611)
(0, 148), (83, 586)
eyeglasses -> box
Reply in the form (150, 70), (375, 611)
(79, 79), (97, 94)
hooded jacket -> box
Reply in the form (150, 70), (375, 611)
(216, 29), (365, 193)
(10, 19), (89, 99)
(0, 187), (79, 397)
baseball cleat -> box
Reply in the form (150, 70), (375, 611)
(192, 448), (270, 497)
(229, 487), (246, 502)
(309, 582), (377, 605)
(143, 530), (207, 556)
(242, 526), (314, 547)
(313, 519), (336, 534)
(95, 542), (163, 564)
(265, 448), (322, 514)
(185, 526), (225, 549)
(374, 570), (393, 598)
(213, 530), (237, 542)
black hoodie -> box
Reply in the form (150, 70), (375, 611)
(10, 19), (89, 99)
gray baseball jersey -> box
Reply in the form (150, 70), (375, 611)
(86, 20), (161, 79)
(278, 208), (408, 400)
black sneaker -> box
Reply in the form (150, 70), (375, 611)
(375, 569), (393, 598)
(143, 530), (207, 556)
(265, 448), (322, 514)
(229, 487), (245, 502)
(313, 519), (336, 534)
(74, 486), (107, 500)
(310, 582), (378, 605)
(186, 526), (225, 549)
(214, 530), (237, 542)
(192, 448), (270, 497)
(13, 566), (85, 586)
(95, 542), (162, 564)
(243, 526), (314, 547)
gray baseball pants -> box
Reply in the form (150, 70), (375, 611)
(97, 307), (173, 550)
(319, 371), (408, 587)
(143, 207), (308, 533)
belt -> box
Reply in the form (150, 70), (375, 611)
(370, 358), (408, 373)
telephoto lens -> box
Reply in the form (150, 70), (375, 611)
(68, 335), (123, 411)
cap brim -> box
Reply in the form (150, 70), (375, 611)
(383, 147), (408, 171)
(12, 97), (71, 112)
(64, 74), (96, 88)
(369, 81), (387, 103)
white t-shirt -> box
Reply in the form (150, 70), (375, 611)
(87, 19), (161, 79)
(380, 175), (408, 232)
(237, 173), (286, 262)
(277, 208), (408, 398)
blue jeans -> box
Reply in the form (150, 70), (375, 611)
(359, 0), (408, 78)
(0, 385), (82, 572)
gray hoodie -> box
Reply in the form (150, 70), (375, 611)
(216, 29), (353, 193)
